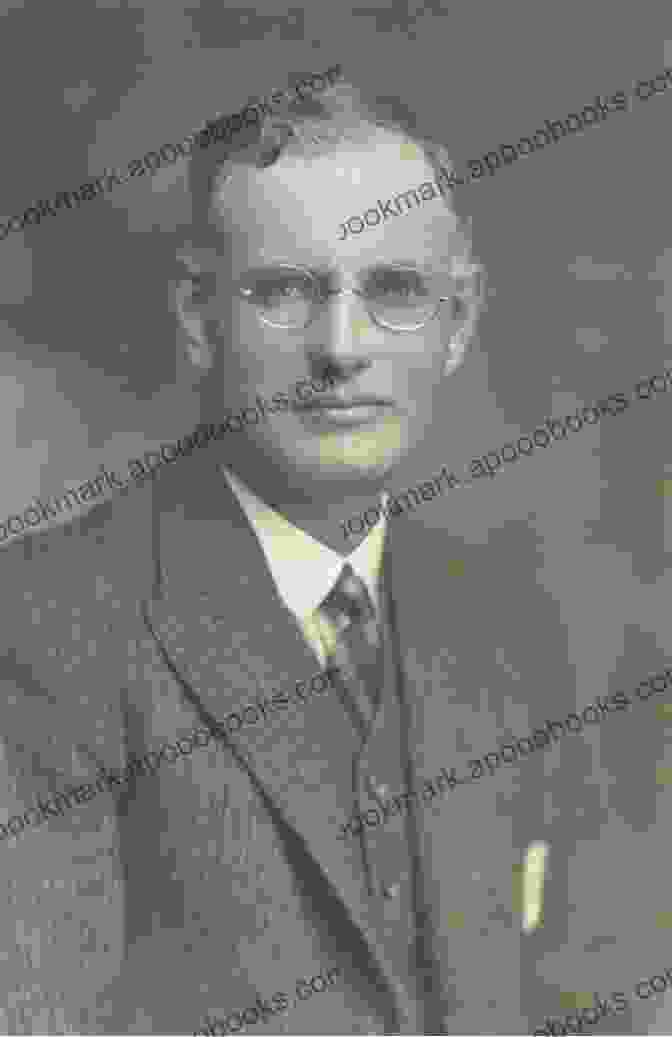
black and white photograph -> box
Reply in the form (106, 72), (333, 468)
(0, 2), (671, 1033)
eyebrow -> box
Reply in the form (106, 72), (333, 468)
(245, 259), (444, 276)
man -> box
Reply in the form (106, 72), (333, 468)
(0, 74), (670, 1036)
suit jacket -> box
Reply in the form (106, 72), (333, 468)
(1, 444), (671, 1035)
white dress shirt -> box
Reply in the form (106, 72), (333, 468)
(222, 466), (388, 668)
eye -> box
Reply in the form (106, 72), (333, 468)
(238, 269), (313, 304)
(278, 280), (307, 299)
(365, 268), (429, 301)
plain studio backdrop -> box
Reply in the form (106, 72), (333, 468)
(0, 1), (671, 1030)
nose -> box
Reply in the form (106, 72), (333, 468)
(307, 289), (376, 379)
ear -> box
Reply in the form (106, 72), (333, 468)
(174, 248), (216, 371)
(444, 262), (486, 376)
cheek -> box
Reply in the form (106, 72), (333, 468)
(212, 311), (288, 386)
(401, 362), (446, 432)
(396, 332), (446, 390)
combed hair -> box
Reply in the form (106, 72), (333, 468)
(185, 76), (482, 283)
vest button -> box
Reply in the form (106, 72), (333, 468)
(366, 776), (388, 799)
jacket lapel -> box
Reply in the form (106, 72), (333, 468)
(142, 452), (416, 1025)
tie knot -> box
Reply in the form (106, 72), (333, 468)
(319, 562), (375, 633)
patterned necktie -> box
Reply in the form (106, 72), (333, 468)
(315, 562), (382, 740)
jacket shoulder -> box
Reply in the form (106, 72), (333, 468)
(0, 478), (155, 782)
(0, 475), (154, 615)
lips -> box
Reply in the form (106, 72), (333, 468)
(295, 399), (398, 430)
(293, 394), (393, 411)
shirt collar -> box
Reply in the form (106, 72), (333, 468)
(221, 465), (388, 625)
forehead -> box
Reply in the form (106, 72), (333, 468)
(206, 127), (460, 273)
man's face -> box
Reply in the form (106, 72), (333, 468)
(188, 127), (467, 499)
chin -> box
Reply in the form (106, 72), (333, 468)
(257, 420), (410, 485)
(313, 418), (408, 469)
(282, 445), (404, 489)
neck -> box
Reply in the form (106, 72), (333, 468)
(266, 491), (382, 554)
(225, 460), (384, 555)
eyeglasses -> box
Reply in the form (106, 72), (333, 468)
(235, 263), (453, 332)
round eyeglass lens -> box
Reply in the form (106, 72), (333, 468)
(365, 267), (439, 329)
(239, 266), (315, 328)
